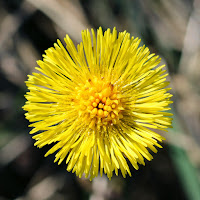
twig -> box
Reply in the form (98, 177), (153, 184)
(25, 0), (91, 43)
(0, 1), (36, 51)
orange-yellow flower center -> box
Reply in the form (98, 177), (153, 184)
(73, 77), (124, 130)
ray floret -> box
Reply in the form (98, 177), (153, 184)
(23, 27), (173, 180)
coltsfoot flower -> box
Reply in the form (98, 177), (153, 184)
(23, 27), (173, 180)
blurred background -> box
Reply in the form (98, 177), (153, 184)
(0, 0), (200, 199)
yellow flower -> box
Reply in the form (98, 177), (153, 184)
(23, 27), (173, 180)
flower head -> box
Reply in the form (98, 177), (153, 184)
(23, 27), (173, 180)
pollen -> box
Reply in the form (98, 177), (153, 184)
(73, 77), (123, 130)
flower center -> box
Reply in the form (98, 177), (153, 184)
(73, 77), (124, 130)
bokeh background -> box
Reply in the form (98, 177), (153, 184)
(0, 0), (200, 199)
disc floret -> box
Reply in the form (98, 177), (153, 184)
(73, 77), (124, 130)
